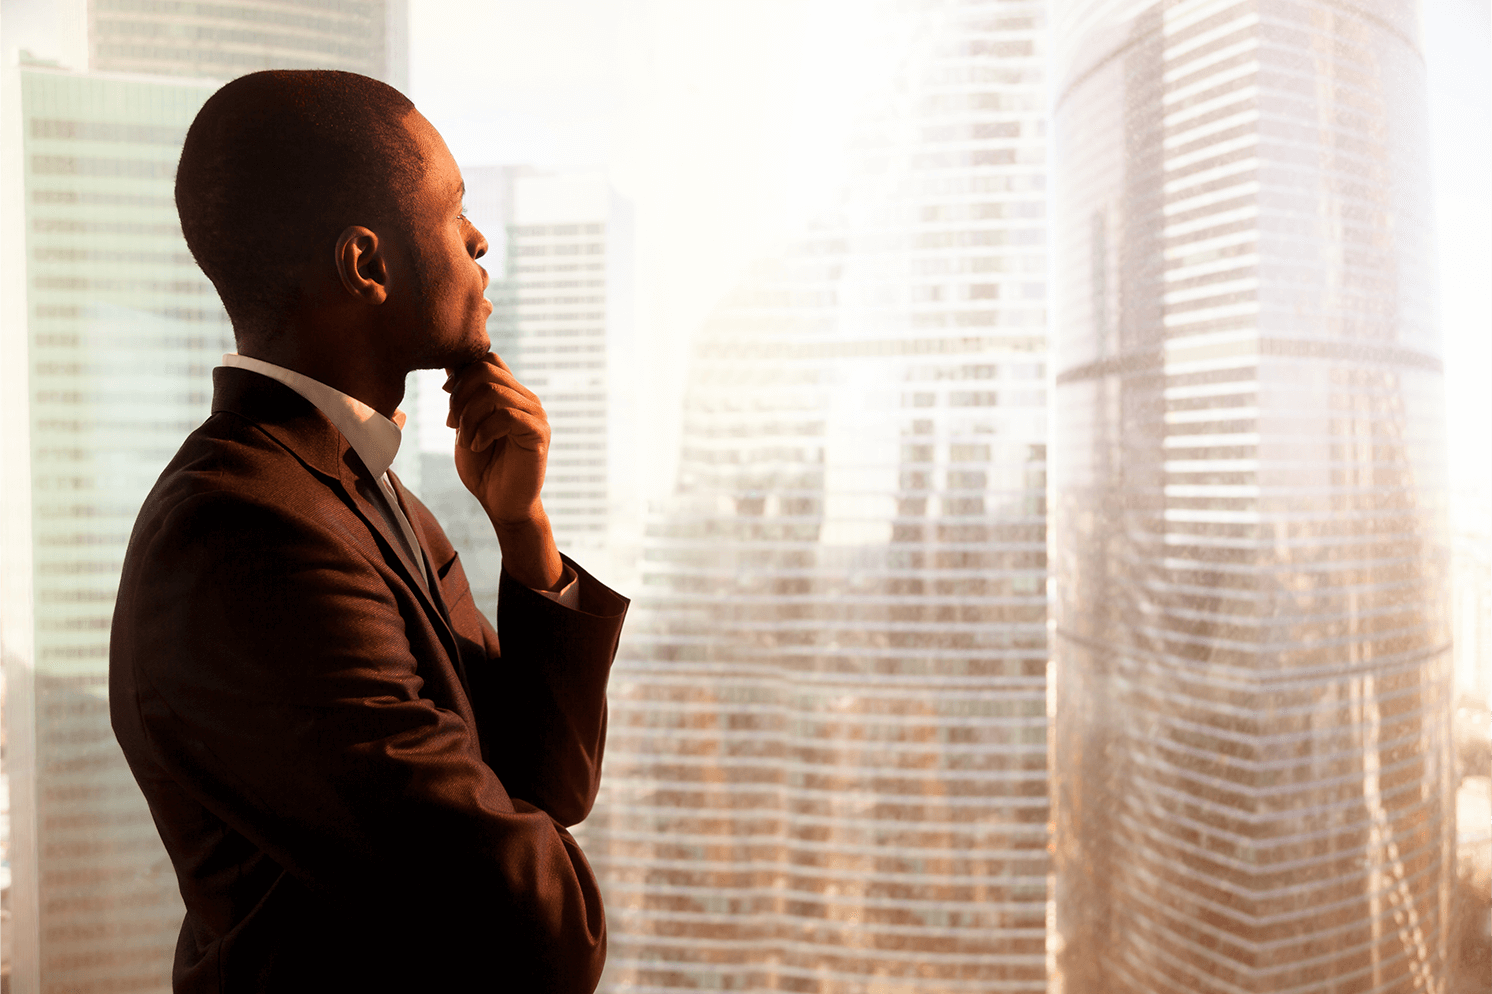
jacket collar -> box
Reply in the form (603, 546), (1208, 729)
(220, 353), (406, 481)
(211, 365), (347, 482)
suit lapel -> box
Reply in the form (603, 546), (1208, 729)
(387, 471), (473, 693)
(211, 368), (468, 690)
(328, 442), (468, 692)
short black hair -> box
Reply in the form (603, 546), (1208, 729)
(176, 70), (425, 344)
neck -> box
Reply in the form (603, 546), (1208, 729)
(239, 319), (405, 418)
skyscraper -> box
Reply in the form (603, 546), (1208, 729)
(498, 173), (631, 564)
(578, 2), (1051, 990)
(1049, 1), (1455, 991)
(411, 168), (635, 621)
(8, 63), (226, 992)
(88, 0), (408, 88)
(1, 5), (406, 989)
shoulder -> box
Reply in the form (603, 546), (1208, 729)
(122, 413), (368, 588)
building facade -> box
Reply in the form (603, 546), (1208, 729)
(2, 5), (405, 989)
(9, 62), (225, 994)
(1049, 0), (1456, 991)
(579, 2), (1051, 990)
(88, 0), (407, 89)
(499, 173), (626, 562)
(411, 168), (635, 615)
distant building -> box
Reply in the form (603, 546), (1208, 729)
(417, 169), (636, 602)
(504, 173), (635, 565)
(1049, 1), (1456, 991)
(578, 2), (1051, 990)
(1, 5), (407, 990)
(89, 0), (407, 88)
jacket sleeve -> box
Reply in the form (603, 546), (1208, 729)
(117, 489), (609, 992)
(414, 502), (629, 827)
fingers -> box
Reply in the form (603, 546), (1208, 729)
(446, 379), (537, 429)
(447, 381), (550, 454)
(460, 405), (550, 454)
(443, 354), (546, 443)
(443, 352), (536, 404)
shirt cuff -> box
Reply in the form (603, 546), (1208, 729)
(534, 564), (580, 609)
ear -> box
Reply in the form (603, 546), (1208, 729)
(334, 225), (388, 305)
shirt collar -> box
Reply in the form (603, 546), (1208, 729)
(220, 353), (406, 478)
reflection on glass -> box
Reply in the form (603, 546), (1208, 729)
(1049, 1), (1455, 991)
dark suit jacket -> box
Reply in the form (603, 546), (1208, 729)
(109, 367), (627, 993)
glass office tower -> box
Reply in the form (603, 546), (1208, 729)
(499, 173), (629, 562)
(88, 0), (408, 88)
(1049, 1), (1455, 991)
(11, 63), (224, 993)
(580, 2), (1051, 990)
(413, 167), (635, 620)
(2, 5), (405, 990)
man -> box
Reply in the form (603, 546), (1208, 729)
(109, 70), (625, 992)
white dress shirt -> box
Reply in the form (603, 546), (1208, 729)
(220, 353), (578, 607)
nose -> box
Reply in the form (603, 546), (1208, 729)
(470, 223), (489, 261)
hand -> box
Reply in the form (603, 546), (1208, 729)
(444, 352), (546, 521)
(444, 353), (563, 590)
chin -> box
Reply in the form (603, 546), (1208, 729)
(415, 332), (489, 373)
(456, 333), (491, 367)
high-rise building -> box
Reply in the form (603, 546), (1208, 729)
(7, 61), (225, 994)
(1048, 1), (1455, 992)
(578, 3), (1050, 990)
(411, 167), (636, 621)
(1, 5), (407, 989)
(476, 172), (634, 570)
(88, 0), (408, 89)
(500, 173), (619, 560)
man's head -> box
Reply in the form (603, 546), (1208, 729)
(176, 70), (491, 369)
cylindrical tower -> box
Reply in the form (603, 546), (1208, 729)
(1049, 1), (1455, 991)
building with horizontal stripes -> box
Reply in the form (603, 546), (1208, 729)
(88, 0), (406, 88)
(1, 5), (406, 989)
(1048, 0), (1455, 991)
(7, 63), (225, 994)
(576, 2), (1051, 990)
(497, 173), (629, 562)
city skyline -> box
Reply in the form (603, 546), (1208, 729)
(0, 0), (1485, 991)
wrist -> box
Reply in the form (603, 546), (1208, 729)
(490, 505), (564, 591)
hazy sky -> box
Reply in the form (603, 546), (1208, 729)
(409, 0), (912, 492)
(1422, 0), (1492, 514)
(409, 0), (1492, 513)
